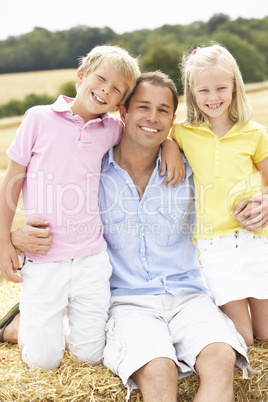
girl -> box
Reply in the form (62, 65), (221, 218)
(171, 43), (268, 346)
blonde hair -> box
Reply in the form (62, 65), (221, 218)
(78, 45), (140, 103)
(182, 43), (252, 127)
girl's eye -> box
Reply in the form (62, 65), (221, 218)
(114, 88), (121, 94)
(98, 75), (105, 81)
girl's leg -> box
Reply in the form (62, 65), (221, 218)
(220, 299), (253, 346)
(248, 298), (268, 342)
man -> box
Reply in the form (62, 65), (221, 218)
(3, 72), (248, 401)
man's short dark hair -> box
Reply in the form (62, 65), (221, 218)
(124, 71), (178, 115)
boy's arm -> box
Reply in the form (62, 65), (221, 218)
(160, 137), (185, 187)
(0, 160), (26, 283)
(235, 157), (268, 230)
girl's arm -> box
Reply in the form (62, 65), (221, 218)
(160, 137), (185, 187)
(235, 157), (268, 230)
(0, 160), (26, 283)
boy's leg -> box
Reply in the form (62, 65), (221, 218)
(220, 299), (253, 346)
(20, 260), (69, 369)
(249, 298), (268, 341)
(67, 250), (112, 364)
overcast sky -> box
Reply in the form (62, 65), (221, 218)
(1, 0), (268, 40)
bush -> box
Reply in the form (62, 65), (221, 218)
(0, 93), (56, 118)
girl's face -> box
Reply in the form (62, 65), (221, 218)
(193, 66), (235, 124)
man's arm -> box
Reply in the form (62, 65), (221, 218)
(11, 219), (52, 255)
(235, 157), (268, 230)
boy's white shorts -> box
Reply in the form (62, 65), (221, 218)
(103, 291), (249, 390)
(19, 250), (112, 369)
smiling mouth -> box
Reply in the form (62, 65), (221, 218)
(206, 103), (222, 109)
(140, 126), (159, 133)
(92, 92), (106, 104)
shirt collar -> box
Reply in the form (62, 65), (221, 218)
(102, 146), (164, 173)
(51, 95), (110, 127)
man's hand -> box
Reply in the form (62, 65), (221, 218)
(0, 241), (23, 283)
(234, 195), (268, 231)
(11, 219), (52, 255)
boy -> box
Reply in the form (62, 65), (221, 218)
(0, 45), (140, 369)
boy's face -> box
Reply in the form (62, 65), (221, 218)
(73, 65), (129, 122)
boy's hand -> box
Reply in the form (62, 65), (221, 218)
(160, 138), (185, 187)
(11, 219), (52, 255)
(0, 242), (23, 283)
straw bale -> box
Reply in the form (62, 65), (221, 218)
(0, 277), (267, 401)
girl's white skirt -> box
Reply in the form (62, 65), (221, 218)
(198, 230), (268, 306)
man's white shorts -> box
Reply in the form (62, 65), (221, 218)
(103, 291), (248, 389)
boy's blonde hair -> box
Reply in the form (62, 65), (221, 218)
(78, 45), (140, 103)
(182, 43), (252, 127)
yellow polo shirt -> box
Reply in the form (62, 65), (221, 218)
(170, 121), (268, 240)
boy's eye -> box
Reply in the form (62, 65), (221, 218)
(114, 87), (121, 94)
(98, 75), (105, 81)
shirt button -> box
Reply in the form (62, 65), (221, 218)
(173, 216), (177, 221)
(105, 219), (109, 223)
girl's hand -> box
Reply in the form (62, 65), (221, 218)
(160, 138), (185, 187)
(235, 195), (268, 230)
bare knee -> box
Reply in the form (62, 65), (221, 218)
(132, 358), (178, 401)
(196, 343), (236, 383)
(132, 357), (177, 383)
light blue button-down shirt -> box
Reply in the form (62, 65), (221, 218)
(99, 147), (206, 297)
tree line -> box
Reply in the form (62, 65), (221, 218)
(1, 13), (268, 94)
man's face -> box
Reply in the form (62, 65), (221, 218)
(120, 82), (175, 149)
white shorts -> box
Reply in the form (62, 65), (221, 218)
(103, 292), (248, 390)
(198, 231), (268, 306)
(19, 250), (112, 369)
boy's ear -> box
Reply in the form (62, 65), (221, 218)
(113, 103), (122, 112)
(119, 105), (126, 122)
(76, 68), (84, 84)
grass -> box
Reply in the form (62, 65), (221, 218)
(0, 69), (76, 104)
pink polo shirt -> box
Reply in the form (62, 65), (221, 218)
(7, 95), (123, 262)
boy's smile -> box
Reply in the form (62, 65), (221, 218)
(70, 65), (129, 123)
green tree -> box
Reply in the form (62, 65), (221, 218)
(141, 43), (183, 93)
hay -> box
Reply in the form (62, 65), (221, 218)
(0, 279), (267, 401)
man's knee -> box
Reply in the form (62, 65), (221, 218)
(196, 343), (236, 381)
(133, 357), (178, 383)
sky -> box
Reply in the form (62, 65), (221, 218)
(1, 0), (268, 40)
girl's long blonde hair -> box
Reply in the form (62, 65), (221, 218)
(182, 43), (252, 128)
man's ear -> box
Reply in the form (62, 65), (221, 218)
(171, 115), (176, 127)
(75, 68), (84, 84)
(119, 105), (126, 122)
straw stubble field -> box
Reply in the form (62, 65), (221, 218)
(0, 71), (268, 400)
